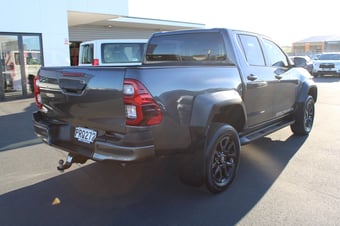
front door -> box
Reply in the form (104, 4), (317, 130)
(238, 34), (276, 127)
(262, 39), (299, 118)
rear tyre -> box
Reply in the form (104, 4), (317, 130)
(205, 123), (240, 193)
(291, 95), (315, 135)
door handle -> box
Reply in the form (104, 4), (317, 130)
(275, 75), (282, 80)
(247, 74), (258, 81)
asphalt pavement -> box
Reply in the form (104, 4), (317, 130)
(0, 77), (339, 226)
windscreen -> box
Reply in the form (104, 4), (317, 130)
(145, 32), (233, 64)
(319, 53), (340, 60)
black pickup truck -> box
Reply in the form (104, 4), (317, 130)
(33, 28), (317, 193)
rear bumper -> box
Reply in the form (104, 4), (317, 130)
(33, 111), (155, 162)
(92, 141), (154, 161)
(313, 69), (340, 75)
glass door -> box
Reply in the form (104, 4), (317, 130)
(23, 35), (42, 94)
(0, 33), (43, 100)
(0, 35), (21, 99)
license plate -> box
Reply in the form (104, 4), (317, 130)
(74, 127), (97, 143)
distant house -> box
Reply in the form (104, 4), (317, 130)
(292, 35), (340, 56)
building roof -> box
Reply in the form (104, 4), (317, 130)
(294, 35), (340, 44)
(68, 11), (205, 30)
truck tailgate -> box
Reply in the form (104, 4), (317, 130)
(38, 67), (126, 134)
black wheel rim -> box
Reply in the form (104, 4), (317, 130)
(211, 135), (237, 187)
(304, 99), (314, 132)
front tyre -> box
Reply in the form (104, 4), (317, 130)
(291, 95), (315, 135)
(205, 124), (240, 193)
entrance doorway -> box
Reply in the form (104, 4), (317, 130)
(0, 33), (43, 101)
(70, 41), (81, 66)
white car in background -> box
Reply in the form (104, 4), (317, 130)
(289, 55), (313, 74)
(78, 39), (148, 66)
(312, 52), (340, 77)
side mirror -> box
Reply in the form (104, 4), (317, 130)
(293, 58), (306, 67)
(273, 61), (286, 67)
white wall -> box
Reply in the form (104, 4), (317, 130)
(66, 0), (129, 15)
(0, 0), (129, 66)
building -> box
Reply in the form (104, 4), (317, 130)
(0, 0), (204, 100)
(292, 35), (340, 56)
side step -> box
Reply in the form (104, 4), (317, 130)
(240, 120), (294, 145)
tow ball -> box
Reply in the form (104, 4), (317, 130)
(57, 153), (88, 172)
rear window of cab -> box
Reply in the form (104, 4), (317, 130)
(145, 32), (233, 64)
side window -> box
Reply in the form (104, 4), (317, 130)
(238, 34), (265, 66)
(80, 44), (93, 64)
(262, 39), (288, 67)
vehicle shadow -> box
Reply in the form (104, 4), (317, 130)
(0, 133), (307, 226)
(0, 101), (41, 152)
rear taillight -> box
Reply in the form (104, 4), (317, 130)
(123, 79), (162, 126)
(33, 76), (42, 109)
(92, 59), (99, 66)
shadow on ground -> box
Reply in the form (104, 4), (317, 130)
(0, 102), (41, 151)
(0, 133), (307, 226)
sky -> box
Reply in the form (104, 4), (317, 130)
(129, 0), (339, 46)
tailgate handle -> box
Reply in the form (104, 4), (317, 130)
(59, 79), (86, 94)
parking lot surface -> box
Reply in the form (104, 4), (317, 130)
(0, 77), (339, 226)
